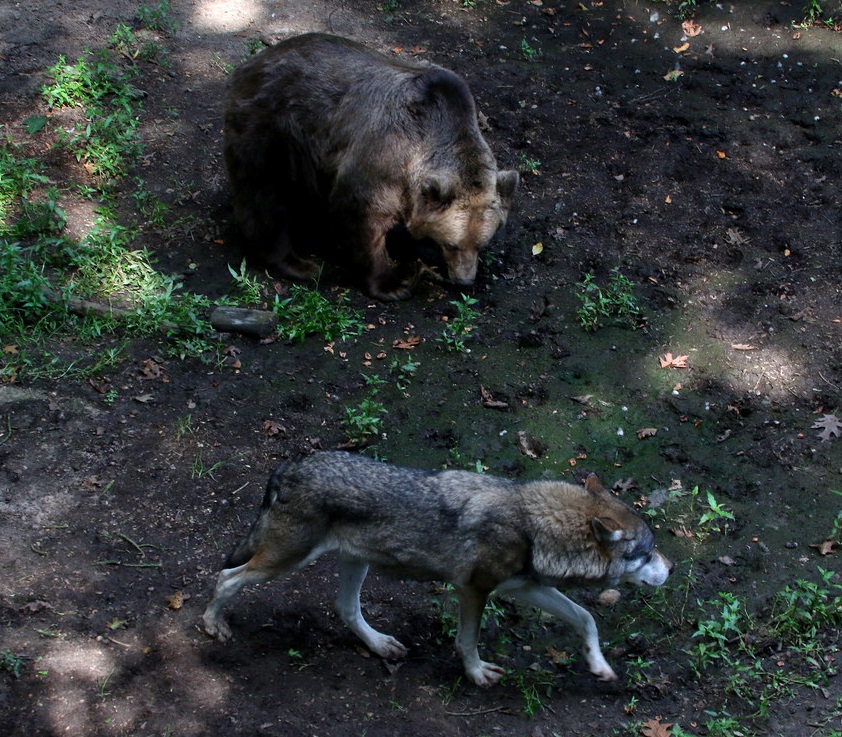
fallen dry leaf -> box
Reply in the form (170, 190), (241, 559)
(673, 41), (690, 53)
(659, 352), (689, 369)
(531, 242), (544, 255)
(546, 646), (569, 665)
(640, 716), (674, 737)
(682, 19), (703, 36)
(637, 427), (658, 440)
(810, 539), (838, 556)
(3, 344), (19, 354)
(517, 430), (547, 459)
(392, 335), (422, 349)
(263, 419), (286, 438)
(165, 591), (190, 610)
(480, 385), (509, 410)
(569, 394), (594, 406)
(139, 357), (165, 380)
(812, 413), (841, 442)
(731, 343), (756, 351)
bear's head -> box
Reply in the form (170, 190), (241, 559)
(407, 168), (519, 286)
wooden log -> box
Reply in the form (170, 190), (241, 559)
(209, 306), (278, 337)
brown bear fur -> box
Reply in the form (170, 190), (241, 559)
(224, 33), (518, 300)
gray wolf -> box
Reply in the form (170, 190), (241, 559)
(223, 33), (519, 300)
(202, 452), (671, 686)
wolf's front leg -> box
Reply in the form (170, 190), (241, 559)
(336, 560), (409, 659)
(497, 579), (617, 681)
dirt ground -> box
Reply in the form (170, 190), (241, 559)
(1, 1), (842, 736)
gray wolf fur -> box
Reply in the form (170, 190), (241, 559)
(223, 33), (519, 300)
(202, 452), (672, 686)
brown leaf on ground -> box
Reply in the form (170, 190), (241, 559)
(812, 413), (841, 441)
(480, 385), (509, 410)
(682, 19), (703, 36)
(263, 419), (286, 438)
(637, 427), (658, 439)
(659, 352), (689, 369)
(810, 539), (838, 556)
(139, 357), (165, 380)
(640, 716), (674, 737)
(517, 430), (547, 458)
(392, 335), (422, 349)
(165, 591), (189, 610)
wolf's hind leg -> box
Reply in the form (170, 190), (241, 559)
(453, 585), (505, 687)
(498, 580), (617, 681)
(335, 559), (408, 659)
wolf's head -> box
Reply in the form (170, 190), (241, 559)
(525, 474), (673, 588)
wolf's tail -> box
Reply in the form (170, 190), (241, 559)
(222, 461), (290, 569)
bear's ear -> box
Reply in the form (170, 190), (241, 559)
(421, 176), (456, 209)
(497, 170), (519, 205)
(592, 516), (625, 544)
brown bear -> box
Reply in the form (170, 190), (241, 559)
(223, 33), (518, 300)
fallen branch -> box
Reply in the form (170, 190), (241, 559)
(42, 287), (279, 338)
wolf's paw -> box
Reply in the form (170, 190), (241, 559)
(466, 661), (505, 688)
(591, 664), (618, 682)
(202, 613), (232, 642)
(369, 634), (409, 660)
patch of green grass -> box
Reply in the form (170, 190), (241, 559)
(272, 283), (366, 343)
(43, 49), (144, 181)
(136, 0), (179, 35)
(687, 568), (841, 718)
(575, 269), (642, 331)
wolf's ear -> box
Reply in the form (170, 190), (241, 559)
(592, 516), (625, 544)
(497, 170), (519, 206)
(584, 473), (607, 495)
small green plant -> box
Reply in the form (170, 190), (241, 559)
(689, 592), (748, 673)
(520, 38), (543, 62)
(273, 283), (366, 343)
(437, 294), (479, 352)
(625, 655), (654, 689)
(244, 37), (268, 57)
(227, 258), (263, 305)
(175, 414), (195, 439)
(575, 269), (642, 331)
(513, 668), (555, 716)
(96, 668), (115, 698)
(381, 0), (401, 15)
(136, 0), (179, 35)
(341, 374), (388, 446)
(191, 452), (226, 480)
(693, 487), (736, 537)
(0, 650), (24, 678)
(769, 567), (842, 646)
(287, 648), (311, 670)
(210, 52), (234, 75)
(517, 151), (541, 176)
(389, 355), (419, 392)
